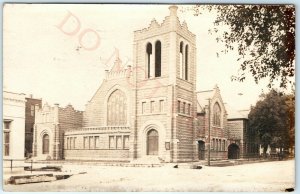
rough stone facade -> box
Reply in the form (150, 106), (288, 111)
(32, 5), (258, 162)
(61, 5), (197, 163)
(33, 103), (83, 160)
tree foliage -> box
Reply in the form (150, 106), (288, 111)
(248, 90), (292, 155)
(192, 5), (295, 88)
(285, 89), (295, 149)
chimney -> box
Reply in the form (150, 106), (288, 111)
(169, 5), (178, 17)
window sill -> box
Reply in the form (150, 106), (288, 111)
(144, 76), (167, 81)
(139, 112), (166, 116)
(178, 113), (192, 118)
(177, 77), (192, 84)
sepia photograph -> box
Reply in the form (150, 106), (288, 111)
(2, 3), (295, 192)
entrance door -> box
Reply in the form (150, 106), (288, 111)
(147, 129), (158, 155)
(42, 134), (49, 154)
(198, 141), (205, 160)
(228, 143), (240, 159)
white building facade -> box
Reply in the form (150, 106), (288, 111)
(3, 91), (26, 161)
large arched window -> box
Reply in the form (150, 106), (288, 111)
(107, 90), (127, 126)
(213, 102), (221, 126)
(42, 134), (49, 154)
(155, 41), (161, 77)
(146, 43), (152, 78)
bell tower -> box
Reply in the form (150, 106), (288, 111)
(132, 5), (197, 162)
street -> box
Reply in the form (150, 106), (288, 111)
(3, 159), (295, 192)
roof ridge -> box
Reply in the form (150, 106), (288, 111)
(196, 90), (214, 93)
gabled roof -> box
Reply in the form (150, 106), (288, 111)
(196, 90), (214, 113)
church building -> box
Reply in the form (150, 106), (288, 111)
(33, 5), (230, 162)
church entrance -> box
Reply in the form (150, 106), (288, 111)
(228, 143), (240, 159)
(198, 140), (205, 160)
(147, 129), (158, 155)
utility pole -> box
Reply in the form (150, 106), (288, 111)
(207, 98), (211, 166)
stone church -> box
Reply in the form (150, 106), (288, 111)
(33, 6), (233, 162)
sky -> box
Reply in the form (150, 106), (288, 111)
(3, 4), (295, 111)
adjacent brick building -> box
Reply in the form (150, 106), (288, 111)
(226, 107), (259, 159)
(25, 95), (42, 156)
(196, 85), (229, 160)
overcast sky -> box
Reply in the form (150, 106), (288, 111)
(3, 4), (294, 111)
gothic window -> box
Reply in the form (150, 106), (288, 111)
(188, 104), (191, 115)
(185, 45), (189, 80)
(183, 102), (186, 114)
(155, 41), (161, 77)
(179, 41), (184, 78)
(42, 134), (49, 154)
(146, 43), (152, 78)
(213, 102), (221, 127)
(107, 90), (127, 126)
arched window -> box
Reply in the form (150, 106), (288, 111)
(42, 134), (49, 154)
(213, 102), (221, 126)
(146, 43), (152, 78)
(155, 41), (161, 77)
(107, 90), (127, 126)
(185, 45), (189, 80)
(179, 41), (184, 79)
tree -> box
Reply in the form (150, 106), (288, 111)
(192, 5), (295, 88)
(285, 88), (295, 153)
(248, 90), (290, 156)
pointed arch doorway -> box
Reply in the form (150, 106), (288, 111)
(147, 129), (159, 155)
